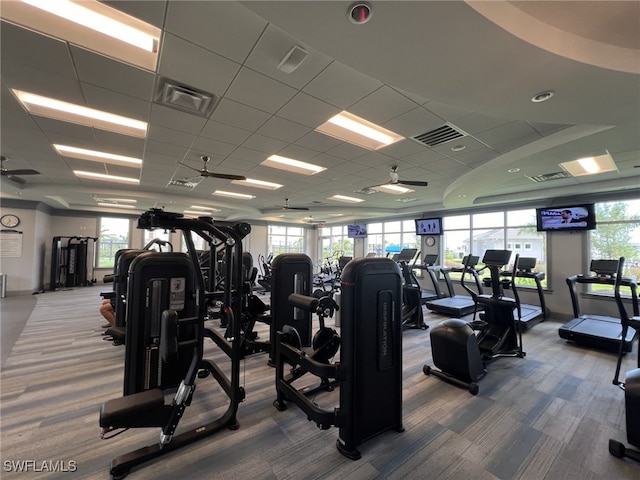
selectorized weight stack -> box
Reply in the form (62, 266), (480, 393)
(273, 256), (404, 459)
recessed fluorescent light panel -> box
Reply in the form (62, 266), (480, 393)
(372, 184), (415, 194)
(97, 202), (136, 209)
(316, 111), (404, 150)
(13, 90), (147, 137)
(230, 178), (283, 190)
(74, 170), (140, 184)
(559, 152), (618, 177)
(261, 155), (326, 175)
(189, 205), (221, 212)
(212, 190), (255, 199)
(54, 145), (142, 167)
(1, 0), (160, 70)
(95, 197), (137, 204)
(328, 194), (364, 203)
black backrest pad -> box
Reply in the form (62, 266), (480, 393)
(123, 252), (198, 396)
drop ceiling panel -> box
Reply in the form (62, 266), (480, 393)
(82, 83), (151, 121)
(303, 61), (384, 109)
(0, 21), (73, 76)
(1, 62), (85, 103)
(200, 121), (252, 145)
(71, 46), (155, 101)
(294, 131), (342, 153)
(210, 99), (271, 131)
(382, 106), (447, 138)
(158, 33), (241, 96)
(241, 134), (287, 154)
(148, 103), (207, 134)
(147, 125), (197, 148)
(244, 23), (332, 89)
(225, 66), (298, 114)
(350, 85), (421, 125)
(164, 1), (266, 64)
(107, 1), (167, 28)
(190, 137), (237, 157)
(256, 115), (311, 143)
(275, 92), (339, 128)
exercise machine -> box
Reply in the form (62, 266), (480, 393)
(397, 255), (428, 330)
(273, 257), (404, 459)
(500, 257), (547, 330)
(424, 250), (525, 394)
(50, 235), (98, 290)
(612, 257), (640, 387)
(410, 253), (446, 304)
(269, 253), (314, 365)
(609, 257), (640, 463)
(98, 209), (246, 479)
(424, 255), (484, 317)
(559, 258), (637, 353)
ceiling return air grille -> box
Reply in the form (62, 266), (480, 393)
(155, 77), (220, 118)
(526, 171), (572, 183)
(411, 123), (466, 147)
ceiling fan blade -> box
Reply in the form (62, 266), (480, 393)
(177, 160), (202, 173)
(398, 179), (429, 187)
(2, 169), (40, 175)
(201, 171), (247, 181)
(3, 174), (26, 184)
(285, 206), (310, 211)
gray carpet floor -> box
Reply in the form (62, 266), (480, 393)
(0, 285), (639, 479)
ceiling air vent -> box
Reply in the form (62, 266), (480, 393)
(168, 179), (197, 188)
(526, 171), (572, 183)
(155, 77), (220, 118)
(411, 123), (466, 147)
(354, 188), (379, 195)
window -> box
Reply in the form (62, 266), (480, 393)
(319, 225), (353, 259)
(589, 199), (640, 294)
(143, 229), (171, 250)
(268, 225), (304, 256)
(98, 217), (130, 268)
(442, 209), (546, 285)
(363, 220), (418, 258)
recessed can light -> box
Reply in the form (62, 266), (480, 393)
(508, 168), (520, 173)
(531, 91), (555, 103)
(451, 145), (466, 152)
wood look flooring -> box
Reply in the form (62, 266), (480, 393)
(1, 285), (639, 479)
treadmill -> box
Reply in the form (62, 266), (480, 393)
(559, 258), (638, 353)
(407, 253), (442, 304)
(424, 255), (483, 317)
(501, 257), (547, 330)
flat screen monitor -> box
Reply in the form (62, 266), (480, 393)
(347, 224), (367, 238)
(415, 217), (442, 235)
(536, 204), (596, 231)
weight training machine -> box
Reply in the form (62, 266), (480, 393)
(273, 257), (404, 459)
(98, 209), (247, 479)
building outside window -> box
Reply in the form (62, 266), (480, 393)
(443, 209), (546, 286)
(97, 217), (130, 268)
(589, 199), (640, 294)
(268, 225), (304, 256)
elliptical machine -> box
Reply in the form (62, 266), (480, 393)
(424, 250), (525, 394)
(609, 256), (640, 463)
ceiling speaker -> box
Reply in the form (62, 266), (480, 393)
(277, 45), (308, 73)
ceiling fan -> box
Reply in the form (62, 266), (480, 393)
(178, 155), (247, 181)
(1, 155), (41, 177)
(276, 198), (309, 211)
(384, 165), (428, 187)
(303, 215), (325, 225)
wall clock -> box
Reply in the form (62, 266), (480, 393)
(425, 236), (436, 247)
(1, 214), (21, 228)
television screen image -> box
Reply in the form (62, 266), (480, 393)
(536, 204), (596, 231)
(415, 217), (442, 235)
(347, 224), (367, 238)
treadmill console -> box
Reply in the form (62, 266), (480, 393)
(461, 255), (480, 268)
(517, 257), (537, 272)
(482, 249), (512, 268)
(423, 254), (438, 266)
(590, 259), (619, 278)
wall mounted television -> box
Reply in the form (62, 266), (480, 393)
(415, 217), (442, 235)
(536, 204), (596, 232)
(347, 224), (367, 238)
